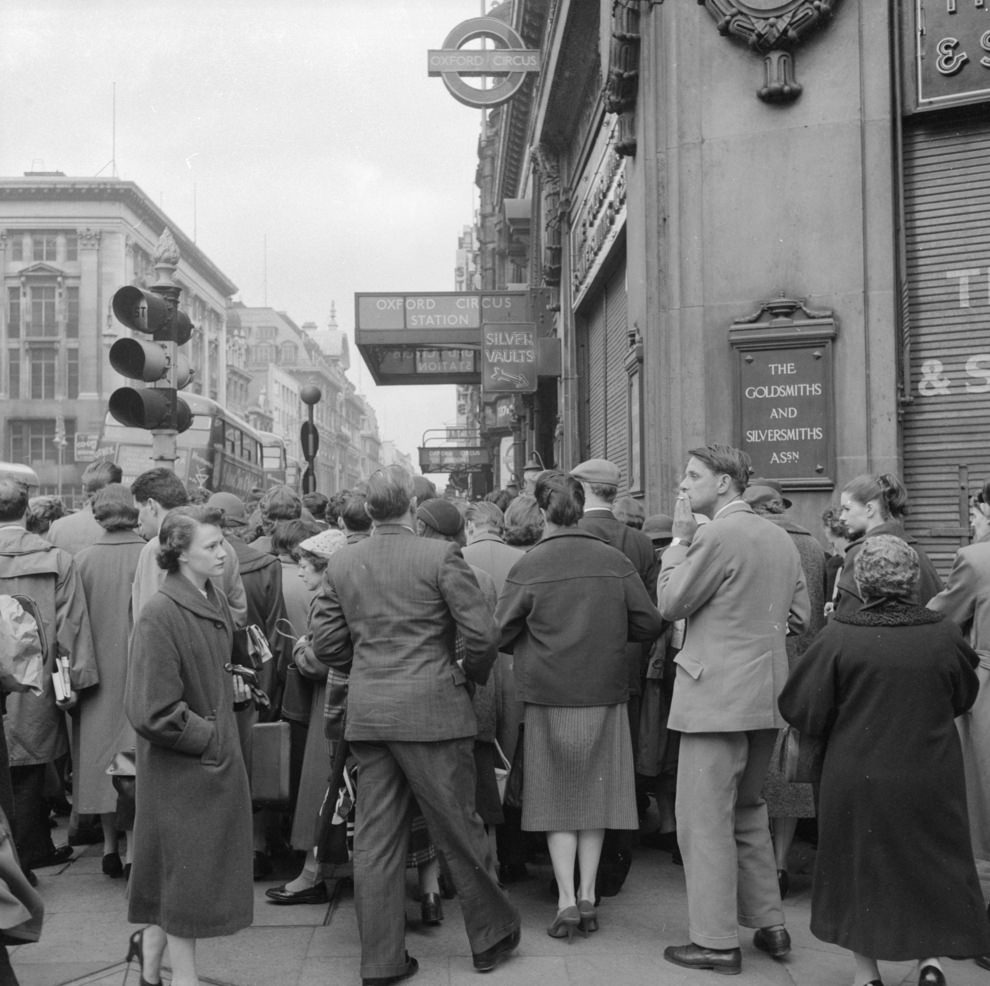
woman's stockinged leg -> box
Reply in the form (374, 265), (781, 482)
(576, 828), (605, 904)
(547, 831), (578, 910)
(852, 950), (881, 986)
(165, 935), (197, 986)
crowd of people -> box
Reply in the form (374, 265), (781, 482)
(0, 445), (989, 986)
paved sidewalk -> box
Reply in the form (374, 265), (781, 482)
(12, 826), (990, 986)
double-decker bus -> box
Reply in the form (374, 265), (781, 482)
(100, 393), (296, 499)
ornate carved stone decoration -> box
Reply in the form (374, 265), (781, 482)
(533, 143), (563, 287)
(604, 0), (641, 155)
(79, 228), (102, 249)
(698, 0), (840, 103)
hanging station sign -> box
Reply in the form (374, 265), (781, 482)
(355, 291), (528, 385)
(428, 17), (540, 109)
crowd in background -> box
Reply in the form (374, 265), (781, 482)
(0, 448), (989, 986)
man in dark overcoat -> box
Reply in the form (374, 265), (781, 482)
(307, 465), (520, 984)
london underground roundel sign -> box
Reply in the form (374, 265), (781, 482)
(428, 17), (540, 109)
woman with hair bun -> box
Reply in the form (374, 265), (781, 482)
(780, 535), (990, 986)
(124, 505), (254, 986)
(496, 471), (664, 943)
(833, 473), (942, 618)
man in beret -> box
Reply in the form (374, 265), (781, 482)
(569, 458), (660, 895)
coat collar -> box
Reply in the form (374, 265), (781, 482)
(712, 499), (753, 521)
(159, 570), (228, 621)
(95, 529), (146, 547)
(535, 527), (602, 545)
(372, 522), (416, 537)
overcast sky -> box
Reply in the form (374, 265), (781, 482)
(1, 0), (495, 463)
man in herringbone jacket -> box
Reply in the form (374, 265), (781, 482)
(308, 466), (520, 985)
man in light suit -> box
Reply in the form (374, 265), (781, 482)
(657, 444), (809, 975)
(309, 466), (520, 985)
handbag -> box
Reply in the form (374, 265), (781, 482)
(315, 762), (355, 865)
(503, 724), (525, 809)
(493, 739), (511, 803)
(323, 668), (349, 742)
(106, 749), (137, 830)
(777, 724), (825, 784)
(250, 720), (291, 806)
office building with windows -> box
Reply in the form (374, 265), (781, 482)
(0, 173), (236, 500)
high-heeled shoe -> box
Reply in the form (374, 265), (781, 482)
(577, 898), (598, 933)
(103, 852), (123, 878)
(124, 928), (161, 986)
(547, 905), (584, 943)
(918, 966), (946, 986)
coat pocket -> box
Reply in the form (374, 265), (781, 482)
(201, 714), (220, 766)
(673, 653), (704, 681)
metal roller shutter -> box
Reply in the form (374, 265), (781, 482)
(577, 259), (629, 484)
(902, 116), (990, 571)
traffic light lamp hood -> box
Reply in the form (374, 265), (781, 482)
(112, 285), (193, 343)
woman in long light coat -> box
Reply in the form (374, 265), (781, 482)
(73, 484), (145, 878)
(125, 505), (253, 986)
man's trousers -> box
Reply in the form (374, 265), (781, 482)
(676, 729), (784, 949)
(350, 737), (520, 980)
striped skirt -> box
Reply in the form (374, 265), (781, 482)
(521, 703), (638, 832)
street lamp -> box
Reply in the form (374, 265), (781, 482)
(299, 385), (322, 494)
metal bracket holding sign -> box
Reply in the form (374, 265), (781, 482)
(728, 296), (838, 491)
(428, 16), (540, 109)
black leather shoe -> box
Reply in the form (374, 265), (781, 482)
(919, 966), (946, 986)
(265, 882), (330, 905)
(472, 927), (520, 972)
(976, 955), (990, 971)
(362, 953), (418, 986)
(102, 852), (124, 878)
(29, 845), (73, 869)
(753, 926), (791, 958)
(420, 892), (443, 925)
(664, 943), (742, 975)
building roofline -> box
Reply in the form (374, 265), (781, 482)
(0, 176), (238, 296)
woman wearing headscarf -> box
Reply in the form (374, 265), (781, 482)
(496, 471), (664, 942)
(779, 535), (990, 986)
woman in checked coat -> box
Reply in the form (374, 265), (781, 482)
(124, 505), (253, 986)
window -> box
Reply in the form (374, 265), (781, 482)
(281, 341), (298, 362)
(7, 349), (19, 398)
(66, 286), (79, 338)
(29, 347), (57, 399)
(65, 234), (78, 262)
(7, 288), (19, 339)
(32, 234), (57, 262)
(10, 235), (23, 262)
(29, 285), (57, 337)
(67, 348), (79, 399)
(9, 419), (58, 464)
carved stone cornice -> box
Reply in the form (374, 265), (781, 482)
(604, 0), (641, 156)
(698, 0), (840, 103)
(78, 228), (102, 249)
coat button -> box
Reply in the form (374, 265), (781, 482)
(214, 622), (224, 629)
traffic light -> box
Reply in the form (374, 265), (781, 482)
(108, 286), (194, 432)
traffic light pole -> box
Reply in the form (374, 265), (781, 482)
(148, 280), (181, 471)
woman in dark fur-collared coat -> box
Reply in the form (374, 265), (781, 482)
(780, 535), (990, 986)
(124, 506), (253, 986)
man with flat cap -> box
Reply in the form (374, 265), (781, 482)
(570, 457), (660, 893)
